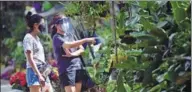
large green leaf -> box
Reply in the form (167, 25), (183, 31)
(126, 14), (140, 26)
(116, 11), (128, 35)
(171, 1), (188, 25)
(117, 71), (126, 92)
(140, 17), (155, 31)
(124, 83), (132, 92)
(106, 80), (117, 92)
(130, 32), (159, 46)
(164, 72), (173, 81)
(150, 27), (168, 39)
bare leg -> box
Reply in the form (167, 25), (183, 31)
(65, 85), (76, 92)
(29, 85), (41, 92)
(75, 81), (82, 92)
(42, 83), (53, 92)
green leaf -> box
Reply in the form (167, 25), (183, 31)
(156, 72), (172, 83)
(114, 56), (137, 69)
(149, 81), (167, 92)
(106, 80), (117, 92)
(139, 1), (148, 8)
(164, 72), (171, 81)
(156, 21), (168, 28)
(171, 1), (188, 25)
(126, 49), (142, 56)
(135, 34), (156, 41)
(124, 83), (132, 92)
(140, 17), (155, 31)
(130, 31), (146, 37)
(150, 27), (168, 39)
(86, 67), (96, 78)
(117, 72), (126, 92)
(105, 59), (113, 72)
(126, 15), (140, 26)
(156, 74), (164, 83)
(180, 18), (191, 31)
(130, 32), (159, 46)
(140, 88), (148, 92)
(142, 46), (161, 54)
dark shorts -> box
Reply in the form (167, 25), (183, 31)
(59, 69), (87, 87)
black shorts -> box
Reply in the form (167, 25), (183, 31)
(59, 69), (87, 87)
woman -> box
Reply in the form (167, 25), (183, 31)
(23, 12), (52, 92)
(50, 14), (95, 92)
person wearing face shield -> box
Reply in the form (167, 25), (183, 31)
(50, 14), (95, 92)
(23, 12), (53, 92)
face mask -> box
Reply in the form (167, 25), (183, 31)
(38, 24), (45, 33)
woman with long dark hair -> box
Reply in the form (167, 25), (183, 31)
(50, 14), (95, 92)
(23, 12), (53, 92)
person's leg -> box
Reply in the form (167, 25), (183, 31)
(65, 86), (76, 92)
(29, 85), (41, 92)
(47, 83), (53, 92)
(42, 83), (53, 92)
(43, 76), (53, 92)
(75, 70), (86, 92)
(59, 71), (76, 92)
(75, 81), (82, 92)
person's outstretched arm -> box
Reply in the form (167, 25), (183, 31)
(62, 38), (95, 49)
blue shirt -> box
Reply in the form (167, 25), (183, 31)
(52, 33), (83, 75)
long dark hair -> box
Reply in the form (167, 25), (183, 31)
(25, 12), (43, 32)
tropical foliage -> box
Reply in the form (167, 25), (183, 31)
(1, 1), (191, 92)
(63, 1), (191, 92)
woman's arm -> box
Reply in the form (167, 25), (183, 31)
(62, 38), (95, 49)
(26, 51), (42, 78)
(26, 50), (45, 86)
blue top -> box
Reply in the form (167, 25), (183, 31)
(52, 33), (83, 75)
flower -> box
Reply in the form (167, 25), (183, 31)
(9, 71), (27, 90)
(9, 74), (16, 85)
(51, 73), (59, 81)
(49, 67), (59, 81)
(20, 80), (26, 86)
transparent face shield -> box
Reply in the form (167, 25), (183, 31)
(55, 18), (76, 42)
(55, 18), (71, 35)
